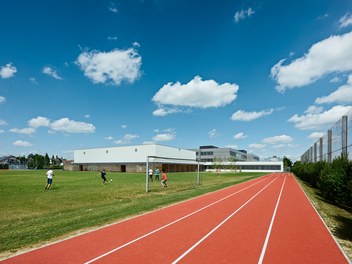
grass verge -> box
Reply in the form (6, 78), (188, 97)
(296, 177), (352, 261)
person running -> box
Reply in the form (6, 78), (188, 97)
(161, 169), (168, 187)
(45, 169), (54, 189)
(155, 167), (160, 182)
(101, 169), (108, 184)
(148, 168), (153, 182)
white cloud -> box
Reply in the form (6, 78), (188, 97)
(0, 63), (17, 79)
(308, 132), (324, 139)
(107, 36), (118, 41)
(13, 140), (32, 147)
(28, 116), (50, 128)
(109, 3), (118, 13)
(152, 76), (239, 113)
(233, 132), (247, 139)
(249, 143), (266, 150)
(208, 129), (218, 138)
(0, 96), (6, 104)
(234, 7), (255, 23)
(231, 108), (273, 121)
(10, 127), (36, 135)
(0, 129), (4, 133)
(288, 105), (352, 130)
(11, 116), (95, 134)
(315, 75), (352, 104)
(339, 13), (352, 28)
(50, 118), (95, 133)
(42, 66), (62, 80)
(84, 114), (90, 118)
(152, 107), (182, 117)
(29, 77), (39, 84)
(105, 136), (113, 140)
(0, 119), (7, 126)
(152, 133), (175, 142)
(262, 135), (293, 144)
(76, 48), (142, 86)
(304, 105), (323, 114)
(121, 124), (127, 129)
(114, 134), (139, 144)
(330, 76), (340, 83)
(271, 31), (352, 92)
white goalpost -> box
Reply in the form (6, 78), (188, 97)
(145, 155), (200, 193)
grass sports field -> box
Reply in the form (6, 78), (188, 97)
(0, 170), (265, 257)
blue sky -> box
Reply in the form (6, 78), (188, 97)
(1, 0), (352, 161)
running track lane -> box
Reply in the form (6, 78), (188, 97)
(1, 173), (349, 264)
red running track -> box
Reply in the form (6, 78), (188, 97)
(1, 173), (349, 264)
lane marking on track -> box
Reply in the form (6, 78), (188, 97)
(258, 175), (286, 264)
(172, 176), (280, 264)
(84, 175), (275, 264)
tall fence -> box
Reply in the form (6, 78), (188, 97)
(301, 108), (352, 163)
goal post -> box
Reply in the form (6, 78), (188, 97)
(146, 155), (200, 193)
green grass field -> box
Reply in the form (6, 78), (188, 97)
(0, 170), (265, 257)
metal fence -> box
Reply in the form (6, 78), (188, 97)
(301, 108), (352, 163)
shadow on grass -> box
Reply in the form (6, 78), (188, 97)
(333, 215), (352, 241)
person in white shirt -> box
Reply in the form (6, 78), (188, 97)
(45, 169), (54, 189)
(148, 168), (153, 182)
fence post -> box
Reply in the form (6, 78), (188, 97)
(328, 130), (332, 163)
(319, 137), (323, 161)
(342, 115), (348, 158)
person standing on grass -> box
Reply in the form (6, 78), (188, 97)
(45, 168), (54, 189)
(148, 167), (153, 182)
(101, 169), (108, 184)
(155, 167), (160, 182)
(161, 169), (168, 187)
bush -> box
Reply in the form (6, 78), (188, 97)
(293, 156), (352, 207)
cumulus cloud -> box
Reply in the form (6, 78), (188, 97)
(315, 75), (352, 104)
(271, 31), (352, 92)
(304, 105), (323, 114)
(152, 107), (182, 117)
(262, 135), (293, 144)
(76, 48), (142, 86)
(151, 128), (176, 142)
(50, 118), (95, 133)
(339, 13), (352, 28)
(109, 2), (118, 13)
(249, 143), (266, 150)
(0, 96), (6, 104)
(231, 108), (273, 121)
(0, 63), (17, 79)
(114, 134), (139, 144)
(288, 105), (352, 130)
(152, 76), (239, 116)
(152, 133), (175, 142)
(0, 119), (7, 126)
(13, 140), (32, 147)
(308, 132), (324, 139)
(105, 136), (113, 140)
(234, 7), (255, 23)
(28, 116), (51, 128)
(10, 116), (95, 135)
(233, 132), (247, 139)
(42, 66), (62, 80)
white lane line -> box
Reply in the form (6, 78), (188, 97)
(258, 175), (286, 264)
(84, 175), (274, 264)
(172, 176), (280, 264)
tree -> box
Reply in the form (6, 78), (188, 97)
(283, 156), (293, 171)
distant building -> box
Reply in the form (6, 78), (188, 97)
(73, 144), (197, 173)
(192, 145), (258, 162)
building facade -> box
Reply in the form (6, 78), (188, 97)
(73, 144), (197, 173)
(192, 145), (259, 162)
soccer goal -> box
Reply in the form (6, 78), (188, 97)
(145, 155), (200, 193)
